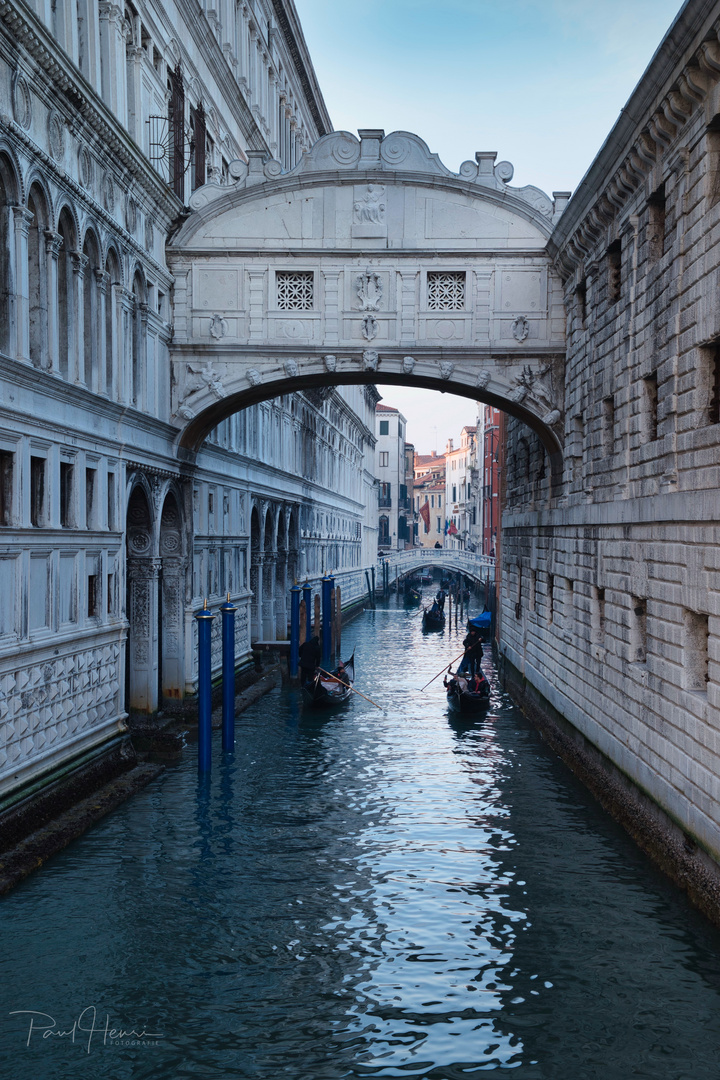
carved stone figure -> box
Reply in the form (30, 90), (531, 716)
(323, 354), (337, 372)
(402, 356), (416, 374)
(247, 368), (262, 386)
(476, 370), (491, 388)
(361, 349), (379, 372)
(284, 359), (299, 378)
(353, 185), (386, 225)
(439, 361), (454, 380)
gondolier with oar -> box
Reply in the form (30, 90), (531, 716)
(461, 625), (483, 677)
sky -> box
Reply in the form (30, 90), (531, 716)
(294, 0), (684, 453)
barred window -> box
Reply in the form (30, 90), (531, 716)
(276, 271), (314, 310)
(427, 271), (465, 310)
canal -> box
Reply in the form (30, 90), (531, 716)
(2, 596), (720, 1078)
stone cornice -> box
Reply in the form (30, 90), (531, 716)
(0, 0), (181, 220)
(269, 0), (332, 137)
(548, 0), (720, 278)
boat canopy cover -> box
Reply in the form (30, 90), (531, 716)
(468, 611), (492, 629)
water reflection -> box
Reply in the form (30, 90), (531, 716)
(1, 595), (720, 1079)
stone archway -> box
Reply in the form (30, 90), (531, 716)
(167, 129), (568, 484)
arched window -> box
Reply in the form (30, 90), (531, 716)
(379, 515), (390, 546)
(56, 209), (75, 380)
(82, 230), (100, 388)
(27, 184), (49, 367)
(131, 270), (145, 407)
(105, 249), (121, 398)
(0, 155), (17, 357)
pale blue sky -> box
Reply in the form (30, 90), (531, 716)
(294, 0), (684, 452)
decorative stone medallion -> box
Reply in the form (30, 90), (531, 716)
(11, 71), (31, 129)
(102, 174), (115, 213)
(78, 146), (92, 189)
(126, 197), (137, 234)
(48, 111), (65, 160)
(208, 314), (228, 340)
(512, 315), (530, 343)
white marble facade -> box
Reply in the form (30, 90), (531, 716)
(0, 0), (376, 799)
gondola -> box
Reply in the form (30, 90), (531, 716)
(302, 653), (355, 708)
(445, 672), (490, 713)
(422, 605), (446, 631)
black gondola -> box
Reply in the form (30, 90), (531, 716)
(302, 654), (355, 707)
(422, 604), (446, 631)
(445, 672), (490, 713)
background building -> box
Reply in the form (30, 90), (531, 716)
(375, 403), (409, 552)
(413, 450), (446, 549)
(444, 427), (476, 550)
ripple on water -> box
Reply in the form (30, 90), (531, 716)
(1, 597), (720, 1079)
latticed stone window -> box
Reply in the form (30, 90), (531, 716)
(276, 270), (314, 310)
(427, 271), (465, 310)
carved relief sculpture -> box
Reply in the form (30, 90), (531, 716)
(361, 315), (378, 341)
(355, 271), (383, 311)
(209, 314), (228, 340)
(512, 316), (530, 342)
(361, 349), (379, 372)
(353, 185), (386, 224)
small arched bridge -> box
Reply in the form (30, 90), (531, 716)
(380, 548), (495, 586)
(168, 129), (568, 482)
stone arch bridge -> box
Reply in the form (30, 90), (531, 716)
(168, 129), (569, 480)
(381, 548), (495, 587)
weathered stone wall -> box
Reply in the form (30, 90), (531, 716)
(502, 0), (720, 870)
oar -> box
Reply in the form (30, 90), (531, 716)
(418, 648), (467, 693)
(317, 667), (382, 710)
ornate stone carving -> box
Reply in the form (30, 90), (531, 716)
(402, 356), (416, 374)
(512, 316), (530, 342)
(355, 271), (382, 311)
(284, 359), (298, 378)
(144, 218), (153, 252)
(353, 185), (385, 225)
(361, 349), (379, 372)
(48, 111), (65, 160)
(247, 368), (262, 386)
(361, 315), (378, 341)
(439, 361), (454, 380)
(102, 173), (115, 213)
(209, 314), (228, 340)
(510, 385), (528, 403)
(495, 160), (514, 183)
(11, 70), (31, 129)
(476, 370), (491, 389)
(126, 197), (137, 233)
(323, 354), (337, 372)
(542, 409), (561, 427)
(78, 145), (92, 189)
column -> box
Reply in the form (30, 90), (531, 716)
(44, 231), (63, 374)
(275, 552), (288, 639)
(12, 206), (33, 362)
(127, 556), (161, 713)
(263, 553), (276, 639)
(69, 251), (87, 384)
(119, 286), (134, 403)
(161, 559), (185, 700)
(95, 267), (109, 394)
(251, 553), (263, 643)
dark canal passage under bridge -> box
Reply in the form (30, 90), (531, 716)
(2, 595), (720, 1078)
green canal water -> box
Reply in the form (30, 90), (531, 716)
(2, 598), (720, 1078)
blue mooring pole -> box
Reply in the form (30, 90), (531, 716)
(289, 584), (301, 678)
(220, 593), (236, 752)
(195, 600), (216, 772)
(302, 581), (312, 642)
(321, 575), (333, 668)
